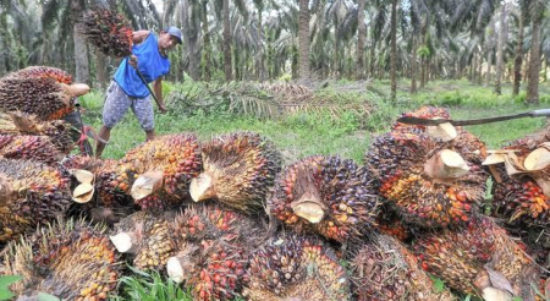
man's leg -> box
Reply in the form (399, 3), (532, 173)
(145, 129), (155, 141)
(95, 125), (111, 158)
(131, 95), (155, 142)
(97, 81), (132, 157)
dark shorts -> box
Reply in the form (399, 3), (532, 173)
(102, 81), (154, 131)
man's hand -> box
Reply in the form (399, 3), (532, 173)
(158, 103), (167, 114)
(129, 55), (138, 68)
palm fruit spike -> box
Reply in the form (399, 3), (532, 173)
(413, 216), (539, 299)
(351, 234), (454, 301)
(0, 135), (64, 164)
(190, 132), (282, 213)
(0, 111), (74, 153)
(80, 8), (133, 58)
(0, 77), (89, 120)
(0, 159), (72, 242)
(4, 65), (73, 84)
(167, 205), (262, 301)
(366, 122), (487, 228)
(243, 233), (351, 301)
(269, 155), (380, 243)
(110, 211), (178, 271)
(3, 219), (121, 300)
(125, 133), (202, 210)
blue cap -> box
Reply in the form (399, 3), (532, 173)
(164, 26), (182, 44)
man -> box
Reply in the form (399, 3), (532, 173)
(95, 26), (182, 158)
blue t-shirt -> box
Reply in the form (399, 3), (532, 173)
(114, 34), (170, 98)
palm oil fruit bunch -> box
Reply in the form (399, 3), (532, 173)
(0, 111), (74, 153)
(366, 107), (487, 228)
(3, 219), (121, 300)
(413, 216), (538, 300)
(484, 137), (550, 226)
(110, 211), (178, 271)
(94, 159), (137, 207)
(0, 135), (63, 164)
(166, 205), (262, 301)
(4, 65), (73, 84)
(80, 8), (133, 57)
(243, 233), (351, 301)
(0, 159), (73, 242)
(351, 234), (454, 301)
(125, 133), (202, 210)
(269, 155), (379, 243)
(59, 155), (135, 220)
(0, 76), (89, 120)
(190, 132), (282, 213)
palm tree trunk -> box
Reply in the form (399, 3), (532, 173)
(495, 4), (507, 94)
(71, 0), (89, 84)
(390, 0), (397, 102)
(356, 0), (366, 79)
(256, 8), (265, 81)
(526, 5), (542, 104)
(420, 56), (426, 88)
(298, 0), (310, 81)
(485, 50), (492, 86)
(95, 50), (107, 89)
(477, 52), (483, 85)
(200, 0), (211, 81)
(411, 36), (417, 93)
(425, 58), (430, 85)
(512, 8), (524, 95)
(223, 0), (232, 81)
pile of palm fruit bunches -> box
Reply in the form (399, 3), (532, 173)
(0, 10), (549, 301)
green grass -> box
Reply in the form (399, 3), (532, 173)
(76, 79), (550, 301)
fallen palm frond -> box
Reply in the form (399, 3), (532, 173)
(165, 81), (374, 123)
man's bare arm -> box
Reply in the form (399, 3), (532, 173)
(132, 30), (150, 44)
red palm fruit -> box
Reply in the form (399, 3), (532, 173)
(0, 111), (74, 153)
(0, 159), (72, 242)
(110, 211), (179, 271)
(124, 134), (202, 210)
(80, 8), (133, 58)
(269, 155), (380, 243)
(190, 132), (282, 214)
(413, 216), (539, 299)
(366, 122), (487, 228)
(0, 76), (89, 120)
(244, 234), (351, 301)
(4, 65), (73, 84)
(167, 205), (262, 301)
(351, 234), (454, 301)
(189, 239), (248, 301)
(3, 219), (121, 300)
